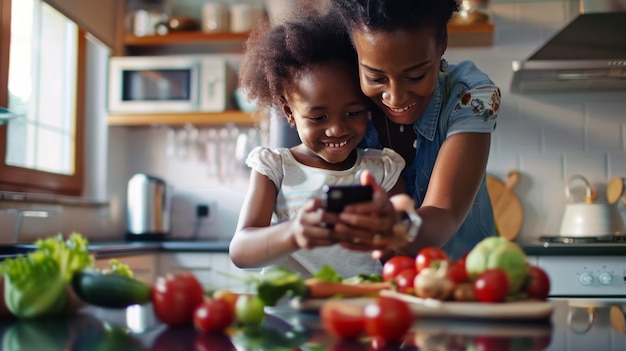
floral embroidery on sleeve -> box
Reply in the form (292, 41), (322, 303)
(454, 87), (500, 121)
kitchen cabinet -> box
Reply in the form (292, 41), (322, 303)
(157, 252), (260, 294)
(43, 0), (125, 55)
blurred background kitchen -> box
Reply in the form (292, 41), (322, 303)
(0, 0), (625, 245)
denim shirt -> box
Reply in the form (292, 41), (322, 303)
(360, 61), (500, 259)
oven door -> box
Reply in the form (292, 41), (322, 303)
(536, 255), (626, 298)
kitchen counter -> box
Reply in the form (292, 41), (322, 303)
(520, 239), (626, 256)
(87, 239), (231, 258)
(1, 297), (625, 350)
(0, 239), (232, 261)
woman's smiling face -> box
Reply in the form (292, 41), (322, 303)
(352, 26), (445, 125)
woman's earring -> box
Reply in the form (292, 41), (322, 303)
(440, 57), (448, 72)
(367, 111), (372, 120)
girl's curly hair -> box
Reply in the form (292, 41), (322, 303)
(238, 10), (358, 118)
(330, 0), (459, 43)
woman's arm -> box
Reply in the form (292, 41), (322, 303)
(412, 132), (491, 250)
(229, 171), (338, 268)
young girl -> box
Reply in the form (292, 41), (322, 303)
(229, 11), (405, 279)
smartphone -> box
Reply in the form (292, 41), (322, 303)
(323, 184), (373, 213)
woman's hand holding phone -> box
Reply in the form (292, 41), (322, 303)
(330, 170), (400, 252)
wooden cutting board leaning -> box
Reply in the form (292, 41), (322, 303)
(486, 170), (523, 241)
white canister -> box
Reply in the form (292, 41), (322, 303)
(230, 4), (265, 33)
(202, 3), (230, 33)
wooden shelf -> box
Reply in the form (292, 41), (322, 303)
(108, 110), (260, 127)
(447, 23), (494, 47)
(124, 31), (249, 46)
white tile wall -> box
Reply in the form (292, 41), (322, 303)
(470, 1), (626, 239)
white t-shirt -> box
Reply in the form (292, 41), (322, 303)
(245, 146), (405, 279)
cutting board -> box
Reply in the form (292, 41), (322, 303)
(290, 291), (554, 320)
(380, 290), (554, 320)
(486, 171), (523, 240)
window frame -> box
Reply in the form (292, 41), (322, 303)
(0, 0), (85, 196)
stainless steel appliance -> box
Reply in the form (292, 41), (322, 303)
(126, 173), (171, 240)
(511, 0), (626, 93)
(108, 54), (236, 114)
(523, 235), (626, 298)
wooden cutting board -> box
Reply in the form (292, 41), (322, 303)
(486, 170), (523, 241)
(380, 290), (554, 320)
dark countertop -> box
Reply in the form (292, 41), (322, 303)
(519, 239), (626, 256)
(1, 297), (625, 350)
(0, 239), (232, 261)
(87, 239), (232, 258)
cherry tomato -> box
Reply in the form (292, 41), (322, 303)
(415, 247), (448, 274)
(363, 297), (412, 343)
(446, 260), (469, 284)
(152, 272), (205, 327)
(234, 294), (265, 325)
(194, 332), (237, 351)
(473, 269), (509, 303)
(213, 289), (239, 313)
(524, 266), (551, 300)
(194, 298), (234, 333)
(382, 255), (416, 282)
(394, 268), (418, 295)
(473, 335), (511, 351)
(149, 327), (196, 351)
(320, 300), (365, 340)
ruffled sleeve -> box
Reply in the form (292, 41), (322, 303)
(379, 148), (405, 192)
(245, 146), (284, 189)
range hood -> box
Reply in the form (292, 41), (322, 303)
(511, 0), (626, 93)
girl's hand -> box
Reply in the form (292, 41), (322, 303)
(332, 170), (399, 251)
(290, 197), (339, 249)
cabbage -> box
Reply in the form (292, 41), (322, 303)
(465, 236), (529, 294)
(0, 233), (94, 318)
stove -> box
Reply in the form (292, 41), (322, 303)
(521, 235), (626, 298)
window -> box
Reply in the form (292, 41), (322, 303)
(0, 0), (85, 196)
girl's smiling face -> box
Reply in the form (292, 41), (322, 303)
(352, 26), (446, 125)
(282, 61), (369, 170)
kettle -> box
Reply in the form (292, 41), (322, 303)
(126, 173), (171, 240)
(559, 175), (626, 238)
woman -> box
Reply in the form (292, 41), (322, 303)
(329, 0), (501, 260)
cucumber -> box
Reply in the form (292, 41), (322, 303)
(71, 270), (152, 308)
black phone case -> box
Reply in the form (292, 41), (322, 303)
(323, 184), (373, 213)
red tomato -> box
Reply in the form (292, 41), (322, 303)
(194, 332), (236, 351)
(524, 266), (551, 300)
(382, 256), (416, 282)
(328, 340), (369, 351)
(446, 260), (469, 284)
(473, 335), (511, 351)
(194, 298), (234, 333)
(415, 247), (448, 273)
(320, 300), (365, 340)
(212, 289), (239, 313)
(394, 268), (418, 295)
(363, 297), (412, 343)
(473, 269), (509, 303)
(152, 272), (205, 327)
(149, 327), (196, 351)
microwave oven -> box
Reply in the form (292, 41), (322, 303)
(108, 54), (236, 114)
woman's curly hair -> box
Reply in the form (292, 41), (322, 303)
(330, 0), (459, 43)
(238, 10), (359, 119)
